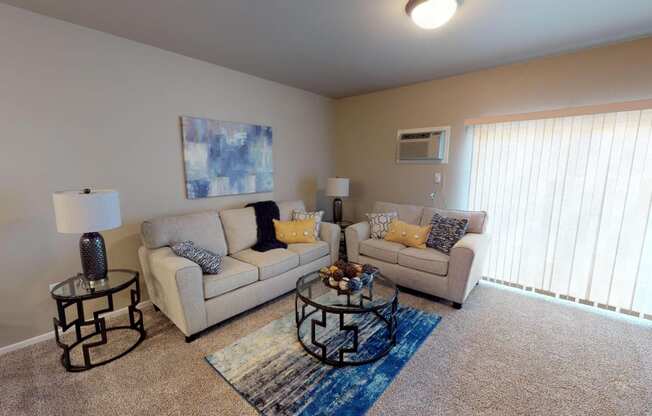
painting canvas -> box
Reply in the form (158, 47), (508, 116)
(181, 116), (274, 199)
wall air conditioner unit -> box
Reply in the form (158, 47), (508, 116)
(396, 126), (450, 164)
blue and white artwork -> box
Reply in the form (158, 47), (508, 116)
(181, 116), (274, 199)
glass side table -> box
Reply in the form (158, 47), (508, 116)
(50, 269), (146, 372)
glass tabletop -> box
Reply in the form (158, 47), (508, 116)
(296, 272), (398, 313)
(51, 269), (138, 300)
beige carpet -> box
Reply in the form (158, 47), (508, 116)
(2, 282), (651, 416)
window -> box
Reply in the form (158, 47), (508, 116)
(468, 109), (652, 318)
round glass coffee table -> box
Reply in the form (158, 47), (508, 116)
(50, 269), (146, 372)
(295, 272), (398, 367)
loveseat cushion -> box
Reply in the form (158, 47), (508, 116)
(141, 211), (227, 256)
(277, 200), (306, 221)
(203, 256), (258, 300)
(219, 207), (258, 254)
(373, 201), (424, 225)
(359, 239), (406, 264)
(421, 207), (487, 234)
(231, 248), (299, 280)
(287, 241), (329, 265)
(398, 247), (449, 276)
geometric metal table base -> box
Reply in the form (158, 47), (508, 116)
(295, 275), (399, 367)
(51, 270), (146, 372)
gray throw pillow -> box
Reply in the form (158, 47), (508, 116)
(426, 213), (469, 254)
(171, 241), (223, 274)
(366, 212), (398, 239)
(292, 209), (324, 238)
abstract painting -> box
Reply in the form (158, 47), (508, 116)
(181, 116), (273, 199)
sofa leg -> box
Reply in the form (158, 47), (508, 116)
(452, 302), (462, 310)
(185, 333), (200, 343)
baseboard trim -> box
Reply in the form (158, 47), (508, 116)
(0, 300), (152, 356)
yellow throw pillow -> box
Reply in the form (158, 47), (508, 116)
(384, 219), (432, 249)
(273, 219), (317, 244)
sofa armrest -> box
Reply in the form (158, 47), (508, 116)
(446, 233), (491, 304)
(345, 221), (370, 264)
(138, 246), (207, 336)
(320, 222), (341, 264)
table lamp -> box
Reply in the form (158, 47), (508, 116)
(52, 188), (121, 280)
(326, 177), (349, 224)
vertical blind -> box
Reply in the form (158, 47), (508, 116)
(468, 109), (652, 319)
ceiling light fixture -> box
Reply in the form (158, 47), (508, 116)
(405, 0), (458, 30)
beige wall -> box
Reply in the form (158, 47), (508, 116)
(0, 4), (334, 348)
(334, 37), (652, 221)
(3, 4), (652, 350)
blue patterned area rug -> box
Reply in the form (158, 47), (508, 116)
(205, 304), (441, 415)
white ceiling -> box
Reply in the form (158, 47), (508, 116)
(5, 0), (652, 98)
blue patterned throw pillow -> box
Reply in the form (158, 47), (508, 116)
(426, 213), (469, 254)
(171, 241), (223, 274)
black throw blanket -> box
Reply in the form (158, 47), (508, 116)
(246, 200), (287, 252)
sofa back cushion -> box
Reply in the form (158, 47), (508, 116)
(277, 200), (306, 220)
(219, 207), (258, 254)
(373, 201), (424, 225)
(141, 211), (228, 256)
(420, 207), (487, 234)
(219, 200), (307, 254)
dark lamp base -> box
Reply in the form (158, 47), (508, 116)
(80, 232), (108, 280)
(333, 198), (343, 224)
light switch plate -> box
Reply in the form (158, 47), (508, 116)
(434, 172), (442, 184)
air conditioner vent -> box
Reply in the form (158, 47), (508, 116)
(396, 126), (450, 164)
(400, 132), (431, 140)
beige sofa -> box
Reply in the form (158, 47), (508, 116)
(138, 200), (340, 341)
(346, 201), (489, 308)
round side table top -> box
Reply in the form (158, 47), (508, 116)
(50, 269), (138, 301)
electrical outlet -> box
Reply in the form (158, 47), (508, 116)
(434, 172), (442, 184)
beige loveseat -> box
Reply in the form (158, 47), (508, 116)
(346, 201), (489, 308)
(138, 200), (340, 341)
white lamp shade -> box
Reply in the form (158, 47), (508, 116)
(326, 178), (350, 198)
(52, 189), (122, 234)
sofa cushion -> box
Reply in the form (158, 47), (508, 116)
(359, 239), (406, 264)
(141, 210), (228, 256)
(373, 201), (424, 225)
(287, 241), (329, 265)
(277, 200), (306, 221)
(219, 207), (258, 254)
(398, 247), (449, 276)
(231, 248), (299, 280)
(421, 207), (487, 234)
(203, 256), (258, 300)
